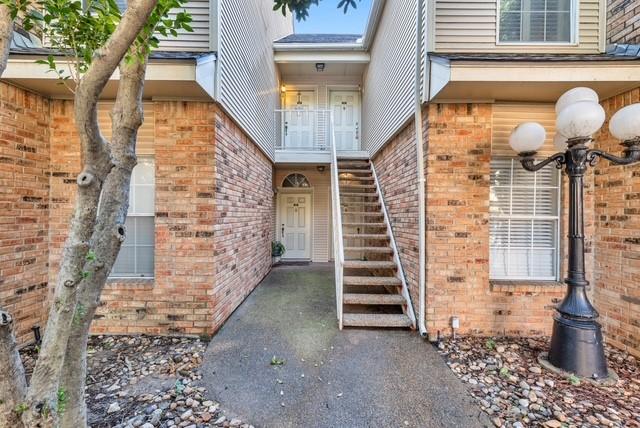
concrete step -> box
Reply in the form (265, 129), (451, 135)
(344, 260), (397, 269)
(344, 246), (394, 254)
(343, 293), (406, 305)
(341, 211), (384, 217)
(343, 276), (401, 286)
(342, 222), (386, 227)
(341, 202), (380, 207)
(340, 192), (379, 198)
(342, 313), (412, 328)
(343, 233), (388, 240)
(339, 175), (374, 181)
(338, 162), (370, 169)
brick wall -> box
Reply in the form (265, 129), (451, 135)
(372, 121), (421, 306)
(595, 88), (640, 357)
(0, 83), (50, 344)
(424, 103), (570, 339)
(211, 107), (274, 329)
(607, 0), (640, 44)
(47, 100), (274, 338)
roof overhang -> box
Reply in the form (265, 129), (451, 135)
(274, 50), (369, 64)
(2, 52), (216, 100)
(427, 56), (640, 103)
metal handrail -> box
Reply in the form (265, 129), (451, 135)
(329, 110), (345, 329)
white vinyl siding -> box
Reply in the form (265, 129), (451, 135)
(433, 0), (603, 53)
(490, 158), (561, 280)
(498, 0), (575, 43)
(157, 0), (212, 51)
(362, 0), (417, 155)
(112, 158), (156, 278)
(218, 0), (293, 159)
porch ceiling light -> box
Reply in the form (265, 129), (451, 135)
(508, 122), (546, 153)
(315, 62), (325, 72)
(508, 86), (640, 382)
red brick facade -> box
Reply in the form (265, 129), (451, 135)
(595, 88), (640, 357)
(1, 84), (275, 344)
(372, 121), (421, 306)
(0, 83), (50, 344)
(607, 0), (640, 44)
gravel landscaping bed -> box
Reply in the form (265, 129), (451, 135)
(21, 335), (252, 428)
(437, 336), (640, 428)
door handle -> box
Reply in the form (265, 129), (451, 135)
(355, 122), (359, 140)
(284, 122), (288, 136)
(281, 224), (285, 237)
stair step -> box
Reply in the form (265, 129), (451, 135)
(342, 313), (412, 328)
(338, 162), (370, 169)
(343, 233), (388, 239)
(344, 246), (394, 253)
(342, 222), (386, 227)
(343, 293), (406, 305)
(338, 169), (373, 175)
(341, 202), (380, 206)
(343, 276), (401, 286)
(341, 211), (384, 216)
(340, 184), (377, 189)
(344, 260), (397, 269)
(340, 192), (378, 198)
(339, 176), (374, 181)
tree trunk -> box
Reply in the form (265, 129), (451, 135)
(18, 2), (158, 426)
(59, 54), (148, 428)
(0, 4), (13, 77)
(0, 311), (27, 427)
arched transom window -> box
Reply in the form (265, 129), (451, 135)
(282, 173), (310, 188)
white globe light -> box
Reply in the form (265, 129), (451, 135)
(556, 101), (605, 139)
(555, 87), (599, 114)
(609, 103), (640, 141)
(509, 122), (547, 153)
(553, 133), (568, 151)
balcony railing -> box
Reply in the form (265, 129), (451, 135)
(275, 109), (331, 151)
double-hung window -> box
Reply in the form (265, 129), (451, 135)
(498, 0), (576, 43)
(490, 158), (561, 281)
(111, 157), (155, 278)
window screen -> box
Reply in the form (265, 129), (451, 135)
(490, 158), (561, 280)
(111, 157), (155, 278)
(499, 0), (574, 43)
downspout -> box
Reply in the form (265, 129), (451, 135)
(414, 0), (428, 338)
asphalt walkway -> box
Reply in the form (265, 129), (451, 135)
(200, 263), (488, 428)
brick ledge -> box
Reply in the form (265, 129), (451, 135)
(105, 277), (154, 289)
(490, 280), (564, 294)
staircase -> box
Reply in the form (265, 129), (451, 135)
(334, 158), (416, 329)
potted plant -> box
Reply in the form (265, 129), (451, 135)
(272, 241), (285, 264)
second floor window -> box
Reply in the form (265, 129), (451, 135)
(499, 0), (575, 43)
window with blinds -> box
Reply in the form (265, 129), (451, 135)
(111, 157), (155, 278)
(490, 158), (561, 281)
(498, 0), (575, 43)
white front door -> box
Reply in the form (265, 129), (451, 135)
(330, 91), (360, 151)
(284, 91), (315, 149)
(280, 194), (312, 259)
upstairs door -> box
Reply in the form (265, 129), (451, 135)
(280, 194), (312, 260)
(330, 91), (360, 151)
(284, 91), (315, 149)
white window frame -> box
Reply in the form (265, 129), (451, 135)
(490, 157), (562, 282)
(110, 156), (155, 279)
(496, 0), (579, 46)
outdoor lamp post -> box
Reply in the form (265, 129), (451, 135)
(508, 87), (640, 380)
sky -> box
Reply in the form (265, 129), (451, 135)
(294, 0), (373, 35)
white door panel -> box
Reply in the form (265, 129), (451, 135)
(280, 194), (311, 259)
(284, 91), (315, 149)
(330, 91), (360, 151)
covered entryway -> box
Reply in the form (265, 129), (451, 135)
(330, 90), (361, 151)
(200, 264), (488, 427)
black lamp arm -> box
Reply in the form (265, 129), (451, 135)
(518, 151), (566, 172)
(587, 141), (640, 166)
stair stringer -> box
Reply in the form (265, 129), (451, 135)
(369, 162), (417, 330)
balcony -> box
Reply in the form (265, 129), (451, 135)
(274, 109), (367, 164)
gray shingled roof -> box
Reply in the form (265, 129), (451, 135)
(9, 45), (214, 60)
(275, 33), (362, 44)
(607, 44), (640, 57)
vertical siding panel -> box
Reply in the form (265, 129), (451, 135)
(218, 0), (293, 159)
(434, 0), (602, 53)
(363, 0), (417, 156)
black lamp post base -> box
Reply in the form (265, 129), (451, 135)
(547, 312), (609, 380)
